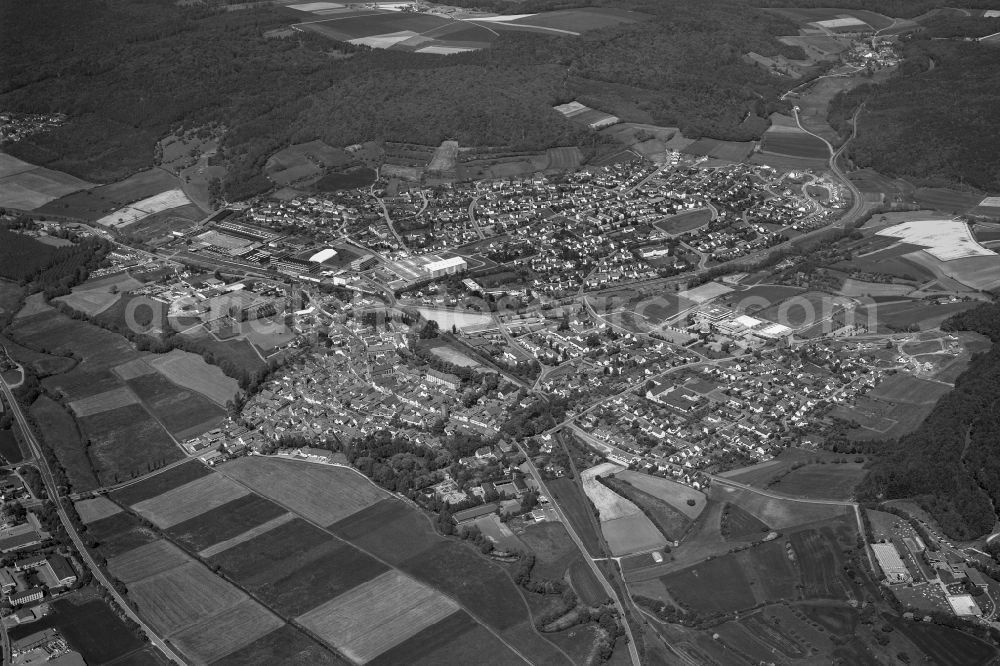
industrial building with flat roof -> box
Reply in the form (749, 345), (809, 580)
(425, 256), (467, 277)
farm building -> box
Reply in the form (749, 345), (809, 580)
(453, 502), (501, 525)
(872, 542), (911, 584)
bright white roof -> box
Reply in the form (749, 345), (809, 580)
(425, 256), (467, 272)
(309, 248), (338, 263)
(876, 219), (996, 261)
(734, 314), (762, 328)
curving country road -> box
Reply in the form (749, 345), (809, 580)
(0, 373), (185, 665)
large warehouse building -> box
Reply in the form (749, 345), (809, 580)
(425, 256), (467, 278)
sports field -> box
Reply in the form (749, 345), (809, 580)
(297, 570), (459, 664)
(218, 456), (388, 527)
(654, 208), (711, 235)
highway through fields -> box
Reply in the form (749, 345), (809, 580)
(516, 443), (641, 666)
(0, 377), (185, 665)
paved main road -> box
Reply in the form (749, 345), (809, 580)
(516, 444), (642, 666)
(0, 376), (185, 665)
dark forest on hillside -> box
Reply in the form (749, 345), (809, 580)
(1, 0), (801, 199)
(830, 38), (1000, 192)
(857, 304), (1000, 540)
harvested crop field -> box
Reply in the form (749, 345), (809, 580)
(368, 610), (522, 666)
(130, 473), (249, 528)
(297, 570), (459, 664)
(84, 511), (159, 559)
(30, 395), (99, 492)
(126, 372), (225, 439)
(547, 477), (603, 557)
(518, 522), (580, 580)
(112, 459), (212, 505)
(581, 463), (635, 521)
(165, 492), (288, 553)
(400, 541), (529, 631)
(210, 624), (346, 666)
(108, 539), (191, 584)
(869, 373), (950, 404)
(36, 167), (178, 221)
(0, 156), (95, 210)
(144, 349), (238, 405)
(254, 540), (389, 618)
(218, 456), (387, 527)
(602, 512), (667, 556)
(761, 127), (828, 159)
(197, 513), (294, 559)
(682, 138), (755, 162)
(53, 289), (120, 317)
(615, 471), (706, 519)
(660, 556), (757, 614)
(129, 562), (247, 635)
(79, 403), (184, 485)
(768, 464), (866, 500)
(171, 597), (284, 666)
(207, 517), (330, 581)
(68, 386), (138, 417)
(711, 483), (848, 529)
(112, 358), (157, 381)
(329, 498), (440, 566)
(74, 496), (122, 524)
